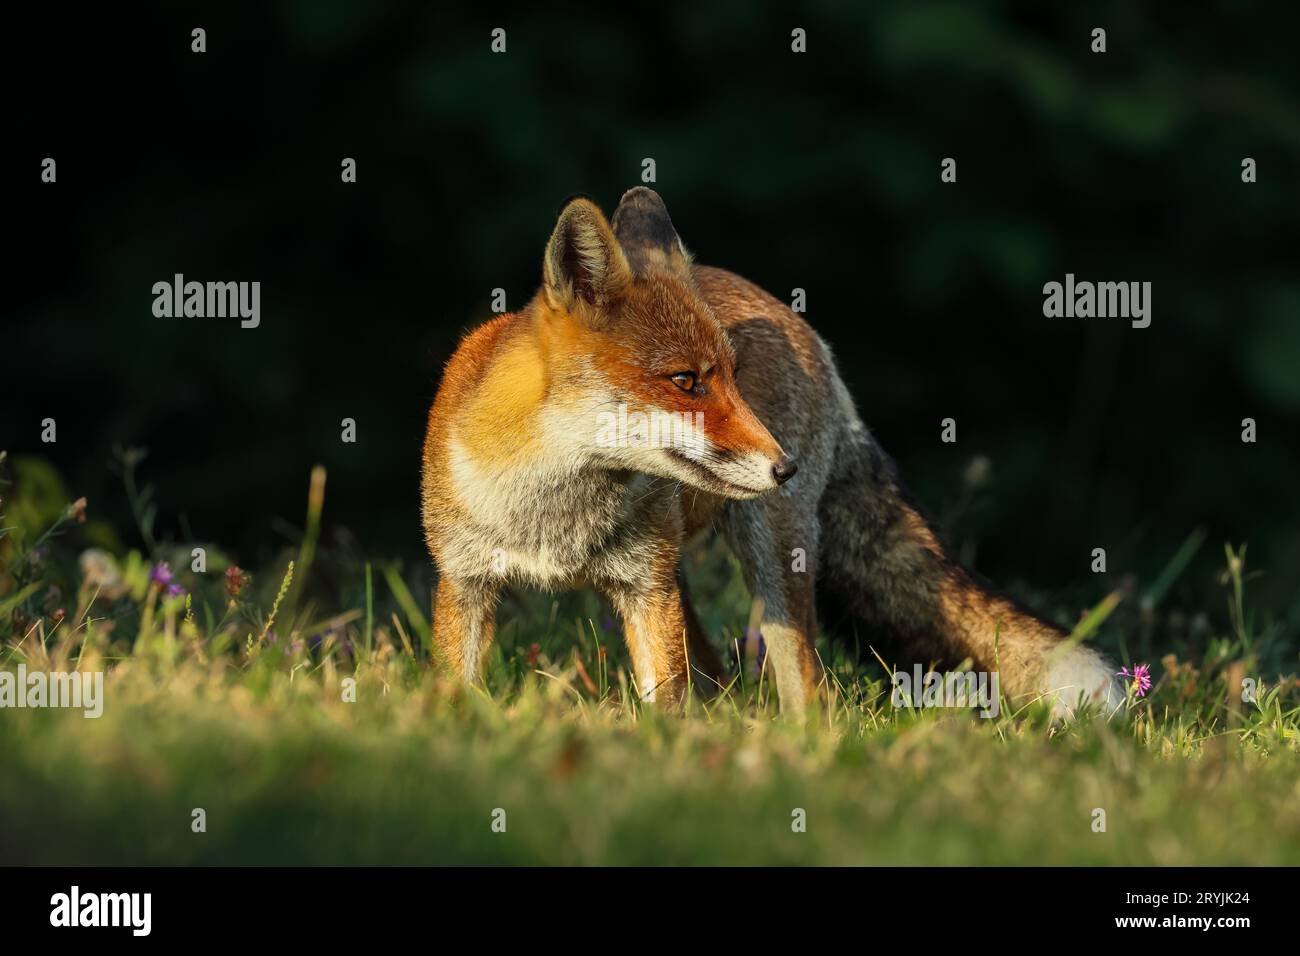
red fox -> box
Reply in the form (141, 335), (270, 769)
(421, 187), (1123, 718)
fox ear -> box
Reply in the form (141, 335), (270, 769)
(543, 196), (631, 312)
(610, 186), (692, 277)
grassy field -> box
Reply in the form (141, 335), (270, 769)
(1, 453), (1298, 866)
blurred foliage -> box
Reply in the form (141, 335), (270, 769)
(7, 2), (1299, 638)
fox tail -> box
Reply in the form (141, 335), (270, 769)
(816, 398), (1124, 719)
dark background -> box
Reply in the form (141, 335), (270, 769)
(7, 3), (1299, 631)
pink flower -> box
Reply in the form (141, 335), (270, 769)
(225, 566), (248, 597)
(1118, 662), (1152, 698)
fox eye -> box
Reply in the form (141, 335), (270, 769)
(670, 372), (696, 392)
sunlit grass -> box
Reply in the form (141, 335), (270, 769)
(1, 454), (1297, 865)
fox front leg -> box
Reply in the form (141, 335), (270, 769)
(601, 576), (695, 707)
(725, 500), (824, 717)
(433, 575), (498, 684)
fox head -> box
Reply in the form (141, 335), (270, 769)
(535, 187), (794, 499)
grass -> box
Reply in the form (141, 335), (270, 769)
(1, 451), (1298, 865)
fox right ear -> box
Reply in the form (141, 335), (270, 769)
(542, 197), (631, 314)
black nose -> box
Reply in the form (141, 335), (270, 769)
(772, 455), (798, 485)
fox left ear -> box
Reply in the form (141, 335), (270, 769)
(542, 196), (632, 313)
(611, 186), (692, 277)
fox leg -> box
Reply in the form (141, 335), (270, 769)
(433, 575), (498, 684)
(677, 568), (727, 693)
(600, 560), (695, 706)
(725, 499), (823, 716)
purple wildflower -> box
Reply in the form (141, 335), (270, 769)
(166, 583), (186, 598)
(149, 562), (174, 587)
(1118, 662), (1152, 698)
(309, 626), (352, 658)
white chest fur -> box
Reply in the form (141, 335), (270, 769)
(440, 441), (677, 590)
